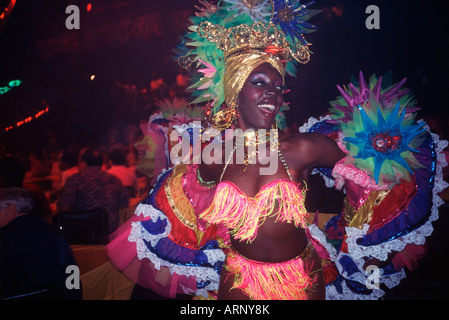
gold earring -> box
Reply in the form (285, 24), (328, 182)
(211, 102), (237, 130)
(202, 102), (238, 142)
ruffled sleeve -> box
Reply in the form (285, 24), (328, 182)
(305, 72), (449, 299)
(105, 164), (228, 298)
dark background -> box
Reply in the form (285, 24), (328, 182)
(1, 0), (448, 154)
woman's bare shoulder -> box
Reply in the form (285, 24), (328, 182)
(281, 131), (333, 152)
(280, 131), (344, 169)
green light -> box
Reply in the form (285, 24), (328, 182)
(8, 79), (22, 87)
(0, 87), (10, 94)
(0, 79), (22, 95)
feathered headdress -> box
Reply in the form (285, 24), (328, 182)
(158, 97), (204, 124)
(175, 0), (320, 129)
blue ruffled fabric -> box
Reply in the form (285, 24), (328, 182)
(142, 232), (223, 276)
(331, 275), (374, 296)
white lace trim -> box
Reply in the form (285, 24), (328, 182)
(310, 224), (407, 299)
(298, 115), (332, 133)
(308, 224), (338, 260)
(345, 222), (430, 262)
(130, 204), (171, 245)
(312, 168), (336, 189)
(325, 281), (386, 300)
(128, 202), (225, 297)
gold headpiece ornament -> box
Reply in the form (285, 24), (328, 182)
(196, 20), (311, 64)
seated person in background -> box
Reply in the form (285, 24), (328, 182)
(25, 152), (47, 179)
(46, 149), (80, 208)
(107, 148), (137, 198)
(0, 154), (51, 220)
(59, 149), (79, 187)
(57, 148), (129, 234)
(0, 187), (81, 300)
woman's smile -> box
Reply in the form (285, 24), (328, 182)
(257, 102), (277, 115)
(236, 63), (284, 130)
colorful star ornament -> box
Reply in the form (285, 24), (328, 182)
(224, 0), (272, 22)
(272, 0), (319, 45)
(329, 72), (426, 187)
(344, 102), (426, 185)
(174, 0), (320, 129)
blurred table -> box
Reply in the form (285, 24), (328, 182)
(71, 245), (134, 300)
(23, 176), (54, 191)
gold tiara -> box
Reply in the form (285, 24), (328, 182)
(196, 20), (311, 64)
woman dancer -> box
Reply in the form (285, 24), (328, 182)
(106, 0), (341, 300)
(198, 62), (344, 299)
(106, 0), (447, 300)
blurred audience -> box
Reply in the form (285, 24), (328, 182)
(47, 150), (63, 190)
(57, 148), (129, 234)
(59, 149), (80, 187)
(107, 148), (137, 198)
(25, 152), (47, 179)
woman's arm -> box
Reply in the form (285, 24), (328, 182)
(287, 132), (345, 177)
(309, 132), (346, 168)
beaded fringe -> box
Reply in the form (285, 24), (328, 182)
(200, 180), (308, 242)
(226, 250), (315, 300)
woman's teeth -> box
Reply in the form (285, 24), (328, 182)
(257, 104), (276, 112)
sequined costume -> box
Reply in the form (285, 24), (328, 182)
(224, 243), (316, 300)
(106, 0), (321, 299)
(105, 163), (228, 298)
(201, 179), (308, 242)
(200, 159), (317, 299)
(302, 72), (449, 299)
(106, 1), (449, 301)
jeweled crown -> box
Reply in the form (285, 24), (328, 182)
(196, 20), (311, 64)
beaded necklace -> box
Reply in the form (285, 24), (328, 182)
(220, 130), (293, 182)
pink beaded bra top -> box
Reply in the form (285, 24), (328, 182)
(200, 150), (309, 243)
